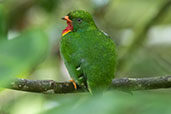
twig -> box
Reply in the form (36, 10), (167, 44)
(111, 76), (171, 90)
(3, 76), (171, 94)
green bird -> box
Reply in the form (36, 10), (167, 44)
(60, 10), (117, 93)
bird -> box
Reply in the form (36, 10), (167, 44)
(60, 10), (117, 94)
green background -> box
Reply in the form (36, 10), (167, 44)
(0, 0), (171, 114)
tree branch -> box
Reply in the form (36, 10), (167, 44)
(3, 76), (171, 94)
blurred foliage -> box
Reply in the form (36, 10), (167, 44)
(0, 28), (48, 86)
(0, 0), (171, 114)
(36, 0), (60, 12)
(2, 91), (171, 114)
(0, 4), (7, 39)
(43, 91), (171, 114)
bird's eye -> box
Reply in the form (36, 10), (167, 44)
(77, 18), (82, 23)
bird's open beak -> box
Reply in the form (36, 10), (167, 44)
(62, 16), (72, 23)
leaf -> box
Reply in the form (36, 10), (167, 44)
(0, 28), (49, 86)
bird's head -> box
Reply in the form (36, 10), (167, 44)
(62, 10), (97, 36)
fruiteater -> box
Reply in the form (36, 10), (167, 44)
(60, 10), (117, 94)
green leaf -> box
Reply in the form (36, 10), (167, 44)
(0, 28), (49, 86)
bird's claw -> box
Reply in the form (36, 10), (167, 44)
(69, 79), (77, 90)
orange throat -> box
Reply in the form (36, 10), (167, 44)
(62, 21), (73, 36)
(62, 29), (71, 36)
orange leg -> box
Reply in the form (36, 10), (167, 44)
(69, 79), (77, 90)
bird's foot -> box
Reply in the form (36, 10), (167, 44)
(69, 79), (77, 90)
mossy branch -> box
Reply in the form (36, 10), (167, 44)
(3, 76), (171, 94)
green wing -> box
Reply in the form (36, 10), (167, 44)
(60, 32), (86, 87)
